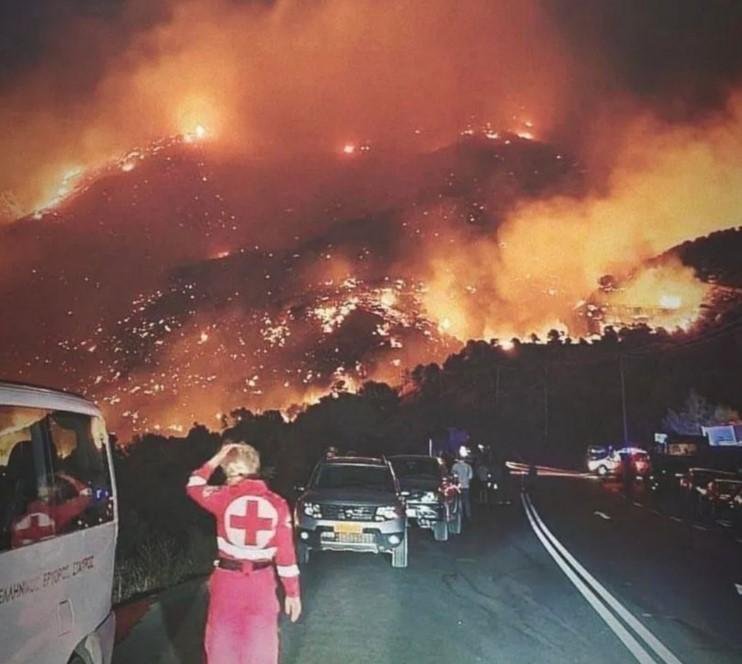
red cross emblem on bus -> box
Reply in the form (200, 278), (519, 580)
(224, 496), (277, 548)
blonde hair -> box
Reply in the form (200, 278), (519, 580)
(221, 443), (260, 479)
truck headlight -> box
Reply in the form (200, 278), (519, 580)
(302, 501), (322, 518)
(375, 505), (403, 520)
(419, 491), (438, 504)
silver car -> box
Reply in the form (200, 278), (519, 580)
(294, 457), (408, 568)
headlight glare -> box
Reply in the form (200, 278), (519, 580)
(375, 505), (402, 520)
(419, 491), (438, 504)
(302, 501), (322, 518)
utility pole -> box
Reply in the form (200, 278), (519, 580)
(493, 366), (501, 425)
(543, 364), (549, 450)
(619, 355), (629, 446)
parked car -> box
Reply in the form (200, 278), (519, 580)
(586, 446), (621, 477)
(627, 450), (652, 478)
(704, 478), (742, 519)
(679, 467), (739, 516)
(0, 381), (118, 664)
(649, 455), (693, 494)
(389, 455), (461, 541)
(732, 487), (742, 528)
(294, 456), (408, 567)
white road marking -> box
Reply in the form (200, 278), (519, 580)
(633, 502), (643, 508)
(735, 583), (742, 596)
(521, 495), (655, 663)
(692, 524), (708, 532)
(523, 493), (683, 664)
(594, 511), (612, 520)
(669, 516), (683, 523)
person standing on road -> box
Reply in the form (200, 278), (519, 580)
(498, 457), (513, 505)
(187, 441), (302, 664)
(476, 459), (490, 505)
(621, 452), (633, 498)
(453, 456), (474, 520)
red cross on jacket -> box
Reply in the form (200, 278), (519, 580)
(186, 462), (300, 598)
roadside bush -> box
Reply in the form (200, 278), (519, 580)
(113, 527), (214, 604)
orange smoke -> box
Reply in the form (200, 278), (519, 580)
(599, 258), (711, 332)
(0, 0), (575, 221)
(420, 93), (742, 339)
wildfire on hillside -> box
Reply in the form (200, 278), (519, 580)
(1, 0), (741, 437)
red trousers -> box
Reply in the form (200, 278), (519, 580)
(205, 567), (280, 664)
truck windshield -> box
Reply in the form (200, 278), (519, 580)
(313, 465), (395, 491)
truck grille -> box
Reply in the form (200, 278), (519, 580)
(322, 532), (376, 544)
(320, 505), (376, 521)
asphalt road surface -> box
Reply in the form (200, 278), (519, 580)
(113, 477), (742, 664)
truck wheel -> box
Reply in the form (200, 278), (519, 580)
(391, 534), (408, 568)
(298, 542), (310, 565)
(449, 506), (462, 535)
(433, 520), (449, 542)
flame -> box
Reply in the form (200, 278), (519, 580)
(379, 289), (397, 308)
(418, 95), (742, 341)
(0, 0), (573, 221)
(32, 166), (85, 215)
(659, 294), (682, 310)
(600, 259), (710, 331)
(184, 123), (209, 143)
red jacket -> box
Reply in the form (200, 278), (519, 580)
(186, 462), (300, 597)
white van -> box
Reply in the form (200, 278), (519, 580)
(585, 445), (621, 477)
(0, 381), (117, 664)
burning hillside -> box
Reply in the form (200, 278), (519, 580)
(0, 123), (739, 436)
(1, 0), (740, 437)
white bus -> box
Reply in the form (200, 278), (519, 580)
(0, 381), (117, 664)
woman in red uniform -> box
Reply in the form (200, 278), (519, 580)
(187, 441), (302, 664)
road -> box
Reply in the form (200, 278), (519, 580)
(113, 477), (742, 664)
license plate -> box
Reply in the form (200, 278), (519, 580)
(334, 522), (363, 534)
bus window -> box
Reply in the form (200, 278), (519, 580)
(0, 407), (114, 550)
(47, 412), (115, 534)
(0, 406), (53, 551)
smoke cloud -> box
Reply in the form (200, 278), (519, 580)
(1, 0), (581, 219)
(418, 95), (742, 339)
